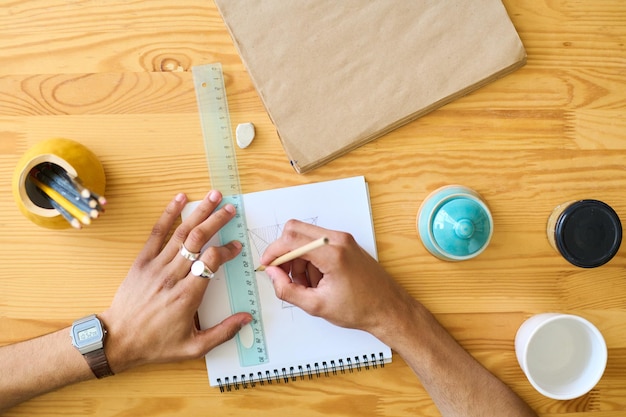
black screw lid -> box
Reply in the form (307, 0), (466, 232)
(555, 200), (622, 268)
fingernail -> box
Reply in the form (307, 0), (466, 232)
(241, 315), (253, 326)
(207, 190), (221, 203)
(232, 240), (242, 250)
(224, 204), (235, 214)
(175, 193), (186, 202)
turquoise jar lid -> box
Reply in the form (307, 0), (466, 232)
(430, 197), (492, 258)
(417, 185), (493, 261)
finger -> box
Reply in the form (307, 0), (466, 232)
(196, 312), (252, 354)
(307, 263), (324, 287)
(138, 193), (187, 263)
(168, 203), (237, 271)
(159, 190), (224, 263)
(184, 203), (237, 254)
(260, 220), (325, 266)
(183, 190), (223, 226)
(266, 266), (321, 315)
(196, 240), (242, 277)
(185, 240), (242, 295)
(289, 258), (311, 287)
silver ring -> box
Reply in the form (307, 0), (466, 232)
(191, 260), (215, 279)
(180, 243), (200, 261)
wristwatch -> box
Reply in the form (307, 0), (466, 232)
(70, 314), (114, 379)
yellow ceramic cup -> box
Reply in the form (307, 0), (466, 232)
(12, 138), (106, 229)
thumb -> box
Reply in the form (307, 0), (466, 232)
(199, 312), (252, 354)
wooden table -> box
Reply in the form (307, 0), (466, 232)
(1, 1), (625, 416)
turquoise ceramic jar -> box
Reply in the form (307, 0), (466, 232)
(417, 185), (493, 261)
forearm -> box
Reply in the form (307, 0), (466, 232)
(0, 328), (93, 414)
(0, 193), (251, 414)
(375, 300), (537, 417)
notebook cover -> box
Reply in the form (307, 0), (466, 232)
(214, 0), (526, 173)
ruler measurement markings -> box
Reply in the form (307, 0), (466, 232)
(192, 64), (269, 367)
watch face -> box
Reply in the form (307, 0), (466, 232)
(77, 325), (99, 342)
(71, 316), (104, 354)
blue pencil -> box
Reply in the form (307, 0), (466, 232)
(48, 163), (106, 208)
(29, 176), (91, 226)
(34, 171), (99, 218)
(49, 198), (82, 229)
(48, 164), (91, 198)
(39, 165), (82, 200)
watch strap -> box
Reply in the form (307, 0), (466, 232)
(84, 348), (114, 379)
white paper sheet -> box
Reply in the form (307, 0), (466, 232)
(182, 176), (392, 388)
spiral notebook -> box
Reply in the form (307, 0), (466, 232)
(182, 176), (391, 390)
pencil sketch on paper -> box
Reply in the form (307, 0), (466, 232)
(248, 217), (319, 311)
(248, 217), (319, 258)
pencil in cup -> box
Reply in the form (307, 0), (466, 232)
(34, 168), (99, 218)
(48, 163), (107, 206)
(48, 198), (82, 230)
(28, 175), (92, 226)
(255, 237), (329, 272)
(27, 164), (107, 227)
(12, 138), (106, 230)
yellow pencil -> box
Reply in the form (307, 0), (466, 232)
(255, 237), (329, 272)
(29, 176), (92, 225)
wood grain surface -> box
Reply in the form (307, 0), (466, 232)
(1, 1), (625, 416)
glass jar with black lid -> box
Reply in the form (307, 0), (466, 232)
(547, 199), (622, 268)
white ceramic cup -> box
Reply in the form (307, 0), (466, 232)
(515, 313), (607, 400)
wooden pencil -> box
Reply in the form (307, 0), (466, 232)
(49, 163), (106, 207)
(35, 170), (98, 218)
(29, 176), (92, 225)
(255, 237), (329, 272)
(40, 164), (81, 199)
(49, 198), (82, 229)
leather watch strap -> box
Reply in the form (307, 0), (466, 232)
(84, 348), (114, 379)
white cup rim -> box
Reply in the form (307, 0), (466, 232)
(517, 314), (607, 400)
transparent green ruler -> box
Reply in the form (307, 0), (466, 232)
(191, 63), (268, 367)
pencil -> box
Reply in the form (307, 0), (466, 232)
(40, 164), (81, 199)
(255, 237), (329, 272)
(48, 163), (106, 208)
(49, 198), (82, 229)
(35, 170), (99, 218)
(29, 176), (92, 225)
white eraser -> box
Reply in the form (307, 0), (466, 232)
(236, 122), (255, 149)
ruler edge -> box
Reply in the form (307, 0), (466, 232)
(191, 63), (269, 367)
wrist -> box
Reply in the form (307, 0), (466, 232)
(96, 310), (137, 374)
(369, 294), (425, 350)
(70, 314), (114, 379)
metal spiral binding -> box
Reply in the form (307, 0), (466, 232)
(216, 352), (387, 392)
